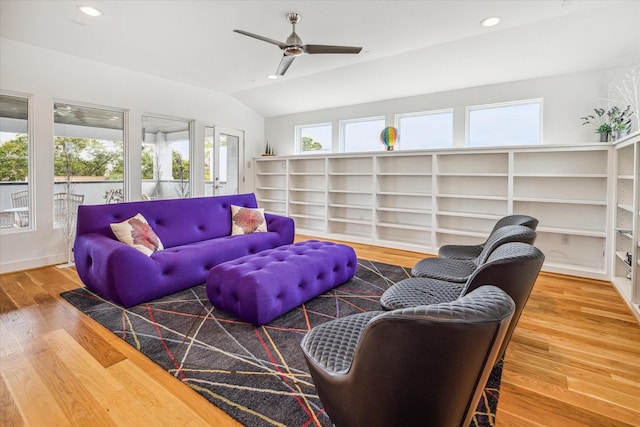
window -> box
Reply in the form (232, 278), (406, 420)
(396, 110), (453, 150)
(296, 123), (332, 154)
(467, 99), (542, 147)
(340, 117), (386, 152)
(0, 93), (31, 229)
(142, 115), (191, 199)
(53, 102), (125, 213)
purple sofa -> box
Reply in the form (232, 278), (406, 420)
(73, 193), (295, 307)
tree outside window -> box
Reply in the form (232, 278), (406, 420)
(0, 134), (28, 181)
(296, 123), (331, 154)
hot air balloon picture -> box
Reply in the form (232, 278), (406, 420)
(380, 126), (398, 151)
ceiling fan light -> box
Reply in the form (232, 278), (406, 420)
(284, 46), (304, 57)
(78, 5), (102, 17)
(480, 17), (501, 27)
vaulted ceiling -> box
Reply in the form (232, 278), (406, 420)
(1, 0), (638, 117)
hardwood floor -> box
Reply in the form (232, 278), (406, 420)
(1, 235), (639, 426)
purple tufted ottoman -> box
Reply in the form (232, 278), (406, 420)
(206, 240), (357, 325)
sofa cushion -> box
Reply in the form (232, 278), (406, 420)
(76, 193), (263, 248)
(110, 213), (164, 256)
(231, 205), (267, 235)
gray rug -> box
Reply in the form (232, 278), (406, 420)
(61, 259), (502, 426)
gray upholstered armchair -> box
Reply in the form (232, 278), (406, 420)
(300, 286), (515, 427)
(438, 214), (538, 260)
(382, 242), (544, 361)
(411, 224), (537, 282)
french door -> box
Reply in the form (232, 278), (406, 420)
(205, 127), (243, 196)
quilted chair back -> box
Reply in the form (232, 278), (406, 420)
(301, 286), (515, 427)
(464, 242), (545, 360)
(491, 214), (539, 234)
(438, 214), (538, 260)
(475, 224), (537, 266)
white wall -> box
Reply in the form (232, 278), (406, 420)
(0, 38), (264, 273)
(265, 69), (610, 156)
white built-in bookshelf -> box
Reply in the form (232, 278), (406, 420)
(254, 141), (640, 300)
(613, 133), (640, 321)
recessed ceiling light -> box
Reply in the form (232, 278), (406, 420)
(78, 5), (102, 17)
(267, 75), (279, 80)
(480, 17), (501, 27)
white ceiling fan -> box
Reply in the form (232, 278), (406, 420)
(234, 13), (363, 76)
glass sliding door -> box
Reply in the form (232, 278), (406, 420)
(0, 93), (31, 230)
(142, 115), (192, 199)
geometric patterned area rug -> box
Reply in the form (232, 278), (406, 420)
(61, 259), (503, 427)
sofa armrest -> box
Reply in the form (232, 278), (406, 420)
(74, 233), (160, 306)
(265, 212), (295, 244)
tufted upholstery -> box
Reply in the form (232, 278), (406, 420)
(206, 240), (357, 325)
(382, 242), (544, 360)
(438, 214), (538, 260)
(411, 224), (537, 281)
(73, 193), (295, 307)
(300, 286), (515, 427)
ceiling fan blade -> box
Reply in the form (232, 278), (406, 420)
(276, 55), (296, 76)
(233, 29), (286, 49)
(303, 44), (363, 55)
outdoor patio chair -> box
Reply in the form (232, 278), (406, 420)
(10, 190), (29, 227)
(54, 192), (85, 228)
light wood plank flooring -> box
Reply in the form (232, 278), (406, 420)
(1, 235), (639, 426)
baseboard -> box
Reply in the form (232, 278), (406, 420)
(0, 253), (67, 274)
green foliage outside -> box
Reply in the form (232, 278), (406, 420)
(302, 136), (322, 151)
(0, 135), (190, 182)
(204, 138), (213, 181)
(53, 137), (123, 179)
(141, 143), (190, 181)
(172, 150), (189, 180)
(141, 144), (155, 179)
(0, 134), (28, 181)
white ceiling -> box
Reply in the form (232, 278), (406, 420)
(1, 0), (639, 117)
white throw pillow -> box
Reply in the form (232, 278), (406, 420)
(230, 205), (268, 235)
(110, 213), (164, 256)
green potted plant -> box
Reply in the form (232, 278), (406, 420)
(581, 108), (612, 142)
(610, 105), (633, 140)
(581, 105), (633, 142)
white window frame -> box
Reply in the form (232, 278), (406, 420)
(141, 113), (194, 199)
(339, 116), (386, 153)
(295, 122), (332, 155)
(394, 108), (454, 150)
(465, 98), (543, 147)
(0, 91), (34, 232)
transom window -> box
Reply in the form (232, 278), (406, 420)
(395, 110), (453, 150)
(340, 116), (386, 152)
(295, 123), (332, 154)
(466, 99), (542, 147)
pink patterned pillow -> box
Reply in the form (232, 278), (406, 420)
(110, 213), (164, 256)
(231, 205), (268, 235)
